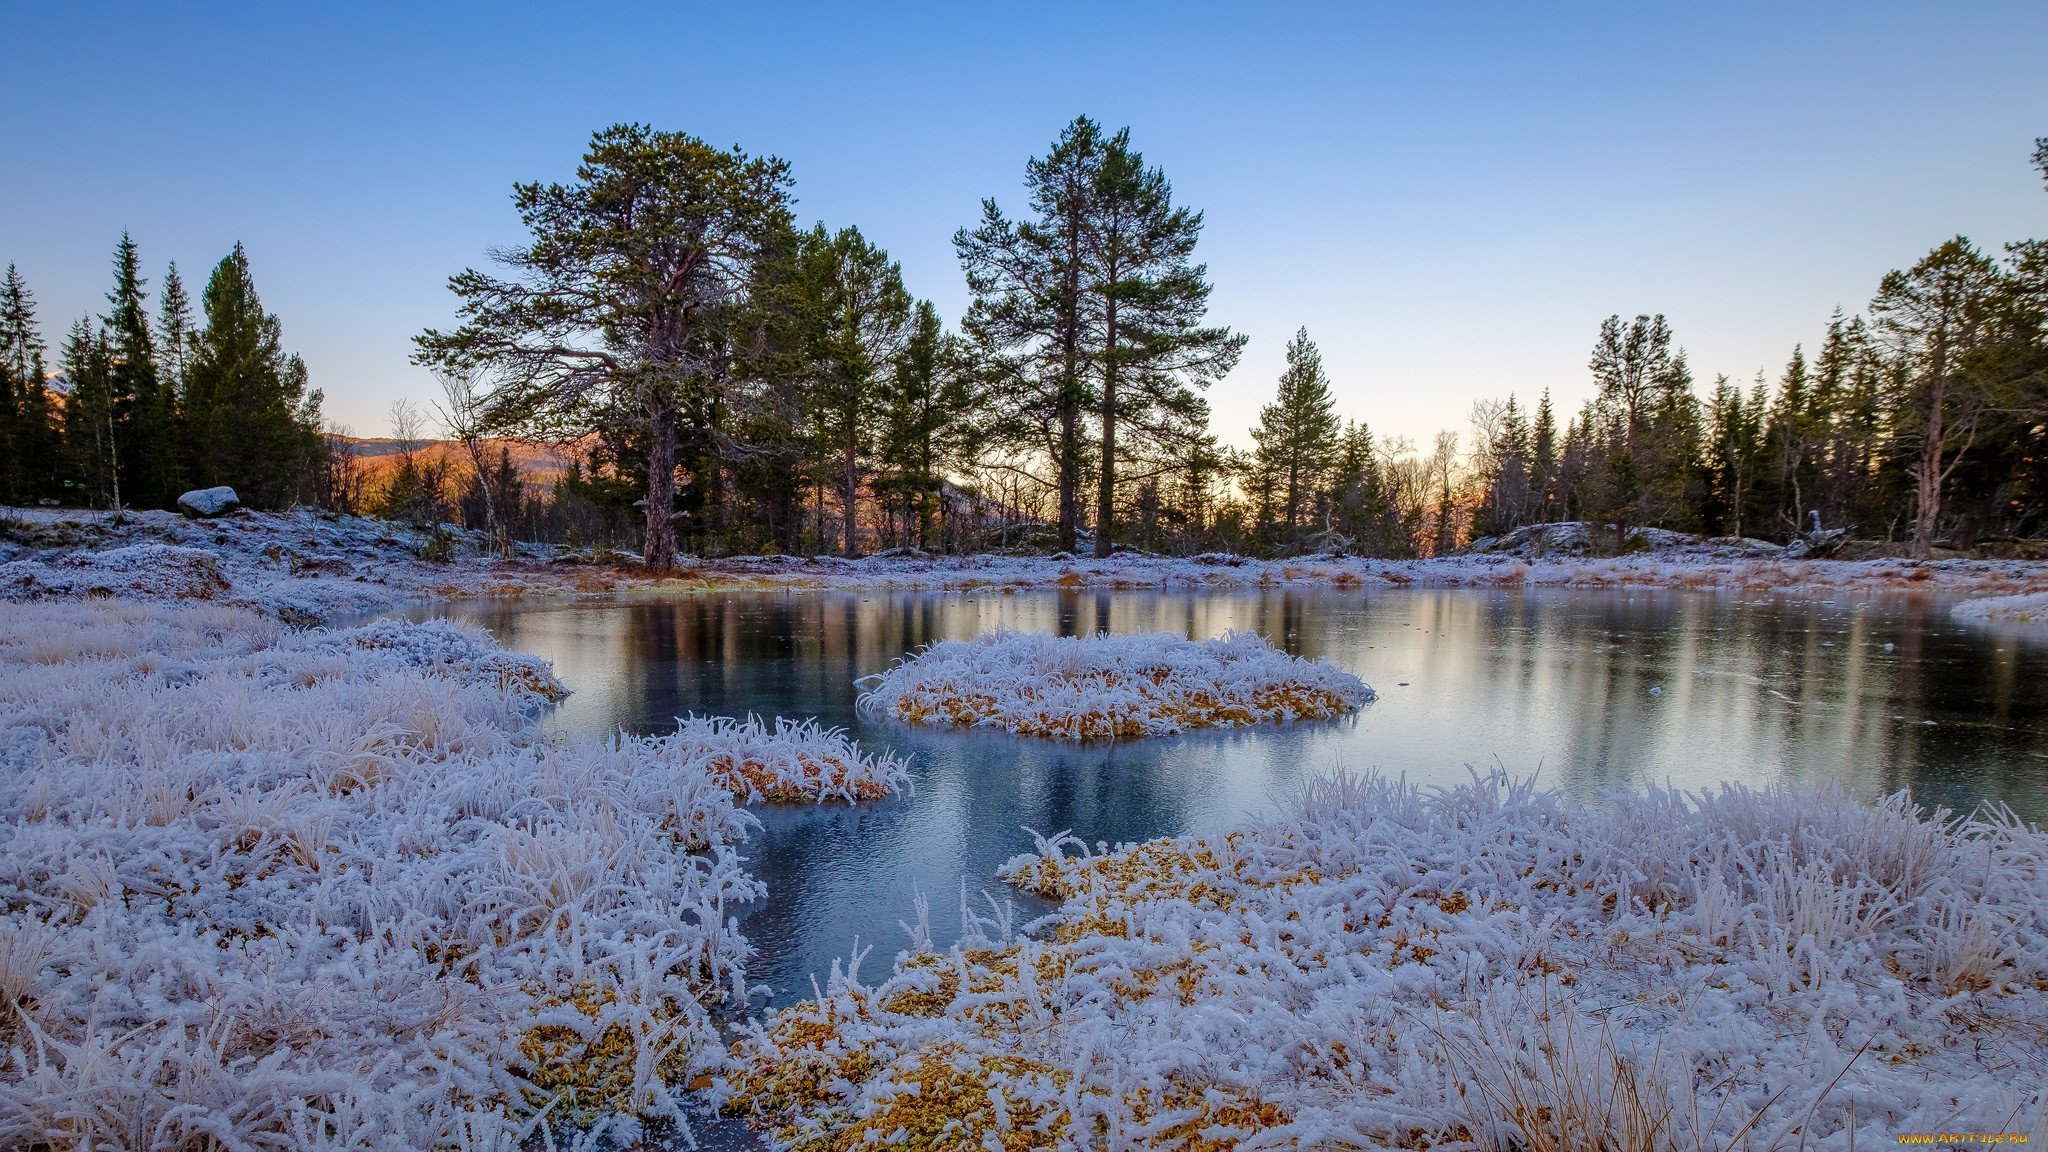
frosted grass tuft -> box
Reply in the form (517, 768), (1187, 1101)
(0, 597), (904, 1147)
(857, 628), (1371, 741)
(728, 772), (2048, 1151)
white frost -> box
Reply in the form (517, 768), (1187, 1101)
(856, 629), (1371, 741)
(730, 773), (2048, 1150)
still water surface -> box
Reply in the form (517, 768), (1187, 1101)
(424, 585), (2048, 1005)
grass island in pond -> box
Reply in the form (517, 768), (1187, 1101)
(855, 629), (1373, 741)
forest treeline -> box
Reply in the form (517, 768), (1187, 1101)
(0, 241), (327, 512)
(5, 125), (2045, 567)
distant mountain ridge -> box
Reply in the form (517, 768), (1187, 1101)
(330, 435), (578, 487)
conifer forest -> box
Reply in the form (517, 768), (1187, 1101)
(5, 124), (2046, 569)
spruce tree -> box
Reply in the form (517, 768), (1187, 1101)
(875, 300), (974, 549)
(0, 303), (13, 503)
(184, 244), (326, 508)
(61, 321), (119, 507)
(724, 216), (814, 552)
(1703, 374), (1762, 536)
(1531, 389), (1558, 521)
(1763, 345), (1816, 534)
(0, 268), (56, 504)
(1250, 328), (1341, 544)
(103, 233), (177, 506)
(1809, 314), (1855, 528)
(1475, 394), (1533, 534)
(0, 267), (24, 503)
(157, 262), (193, 401)
(1329, 420), (1400, 554)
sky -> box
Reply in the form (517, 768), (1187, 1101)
(5, 2), (2045, 451)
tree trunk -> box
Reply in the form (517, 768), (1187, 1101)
(1057, 399), (1081, 553)
(1912, 370), (1946, 559)
(642, 392), (678, 573)
(1285, 463), (1300, 536)
(841, 435), (861, 559)
(1056, 196), (1085, 556)
(1094, 299), (1119, 559)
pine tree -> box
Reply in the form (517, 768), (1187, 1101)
(1870, 237), (2003, 556)
(798, 224), (912, 557)
(1084, 127), (1244, 557)
(415, 125), (794, 572)
(1590, 314), (1674, 454)
(184, 244), (326, 508)
(956, 116), (1104, 553)
(1250, 328), (1341, 545)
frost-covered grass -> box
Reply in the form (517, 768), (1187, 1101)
(727, 774), (2048, 1151)
(6, 506), (2043, 612)
(665, 715), (910, 805)
(712, 548), (2048, 604)
(0, 600), (904, 1148)
(6, 505), (2044, 1147)
(0, 506), (623, 626)
(1953, 591), (2048, 623)
(857, 630), (1371, 742)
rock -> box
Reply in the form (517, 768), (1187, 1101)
(1468, 522), (1591, 558)
(177, 486), (241, 518)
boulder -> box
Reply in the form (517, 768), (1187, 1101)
(1468, 522), (1591, 558)
(176, 486), (241, 518)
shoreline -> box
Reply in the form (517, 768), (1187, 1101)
(6, 507), (2046, 623)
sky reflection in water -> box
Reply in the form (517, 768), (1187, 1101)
(427, 585), (2048, 1005)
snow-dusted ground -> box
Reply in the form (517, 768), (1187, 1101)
(5, 507), (2045, 609)
(4, 507), (2046, 1148)
(0, 512), (907, 1148)
(1953, 591), (2048, 624)
(857, 629), (1371, 742)
(716, 548), (2048, 603)
(0, 506), (628, 626)
(729, 774), (2048, 1150)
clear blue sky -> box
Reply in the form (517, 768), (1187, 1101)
(5, 2), (2044, 449)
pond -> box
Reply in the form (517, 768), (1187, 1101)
(421, 584), (2048, 1009)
